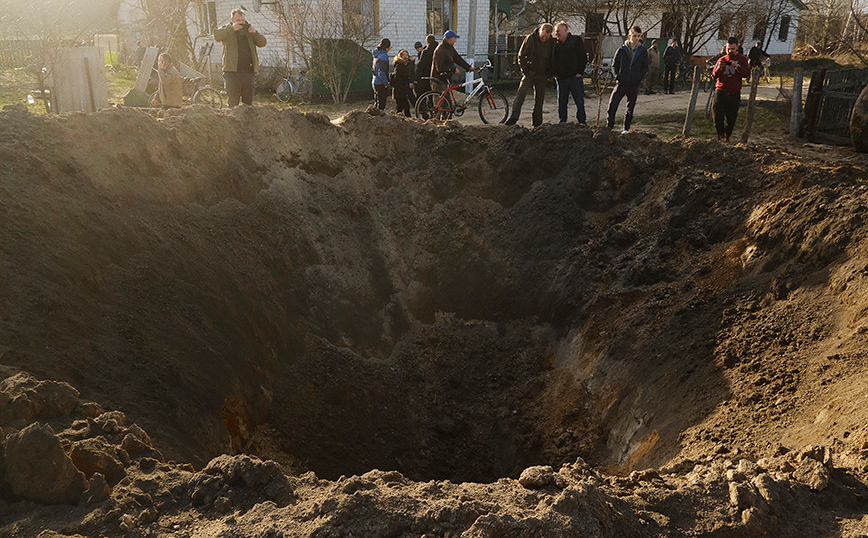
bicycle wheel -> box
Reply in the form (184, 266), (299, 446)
(275, 80), (292, 103)
(415, 91), (451, 121)
(193, 86), (223, 108)
(478, 88), (509, 124)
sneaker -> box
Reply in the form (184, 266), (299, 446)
(505, 117), (517, 125)
(621, 129), (630, 135)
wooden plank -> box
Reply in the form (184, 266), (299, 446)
(134, 47), (159, 93)
(791, 69), (803, 140)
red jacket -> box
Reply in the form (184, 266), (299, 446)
(712, 52), (750, 94)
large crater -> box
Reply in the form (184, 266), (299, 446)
(2, 106), (865, 484)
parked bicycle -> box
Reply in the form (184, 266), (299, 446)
(414, 60), (509, 124)
(275, 71), (310, 104)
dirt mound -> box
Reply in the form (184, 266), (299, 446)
(1, 105), (868, 537)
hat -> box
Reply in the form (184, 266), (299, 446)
(414, 41), (424, 49)
(444, 30), (459, 39)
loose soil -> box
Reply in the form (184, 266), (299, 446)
(0, 103), (867, 537)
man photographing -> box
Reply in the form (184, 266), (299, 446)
(215, 8), (267, 107)
(711, 37), (750, 142)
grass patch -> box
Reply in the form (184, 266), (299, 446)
(634, 100), (790, 140)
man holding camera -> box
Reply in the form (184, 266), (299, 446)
(711, 36), (750, 142)
(215, 8), (267, 107)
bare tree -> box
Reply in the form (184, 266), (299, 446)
(135, 0), (194, 63)
(268, 0), (387, 103)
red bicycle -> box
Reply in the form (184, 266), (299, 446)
(414, 59), (509, 124)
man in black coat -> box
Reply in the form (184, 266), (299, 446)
(416, 34), (437, 95)
(432, 30), (475, 91)
(553, 21), (587, 124)
(505, 23), (555, 126)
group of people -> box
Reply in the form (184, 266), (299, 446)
(503, 22), (650, 133)
(372, 30), (475, 116)
(155, 6), (769, 143)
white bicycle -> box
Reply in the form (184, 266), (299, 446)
(414, 59), (509, 123)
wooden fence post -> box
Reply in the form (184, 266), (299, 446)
(740, 67), (763, 144)
(682, 66), (702, 136)
(790, 68), (804, 140)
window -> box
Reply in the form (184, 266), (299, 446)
(752, 18), (767, 42)
(661, 12), (683, 41)
(778, 15), (791, 41)
(427, 0), (455, 35)
(344, 0), (378, 36)
(585, 12), (605, 35)
(201, 1), (218, 36)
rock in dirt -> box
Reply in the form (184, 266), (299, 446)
(69, 437), (128, 485)
(0, 373), (79, 425)
(81, 473), (110, 505)
(792, 458), (830, 491)
(519, 465), (555, 488)
(4, 422), (87, 504)
(202, 453), (283, 488)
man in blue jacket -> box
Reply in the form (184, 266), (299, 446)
(606, 26), (649, 134)
(372, 38), (391, 110)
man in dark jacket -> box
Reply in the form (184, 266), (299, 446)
(432, 30), (474, 91)
(416, 34), (437, 95)
(505, 23), (554, 126)
(553, 21), (587, 124)
(748, 41), (770, 68)
(662, 38), (682, 94)
(214, 8), (267, 107)
(606, 26), (649, 133)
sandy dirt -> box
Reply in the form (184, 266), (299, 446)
(1, 103), (867, 537)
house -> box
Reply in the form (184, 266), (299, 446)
(119, 0), (491, 74)
(578, 0), (806, 59)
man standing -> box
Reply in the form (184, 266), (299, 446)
(552, 21), (587, 124)
(505, 23), (554, 126)
(214, 9), (266, 107)
(711, 37), (751, 142)
(644, 40), (660, 95)
(432, 30), (475, 91)
(416, 35), (437, 95)
(606, 26), (649, 134)
(662, 38), (682, 94)
(748, 41), (770, 69)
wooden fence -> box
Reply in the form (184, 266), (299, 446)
(0, 39), (43, 68)
(803, 67), (868, 144)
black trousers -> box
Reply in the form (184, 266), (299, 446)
(663, 65), (678, 92)
(224, 71), (255, 107)
(607, 83), (639, 130)
(712, 91), (741, 138)
(394, 86), (411, 116)
(373, 84), (389, 110)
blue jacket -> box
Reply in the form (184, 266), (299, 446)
(612, 41), (650, 86)
(372, 48), (389, 86)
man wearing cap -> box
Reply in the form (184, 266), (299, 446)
(432, 30), (475, 91)
(416, 34), (437, 95)
(505, 23), (555, 127)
